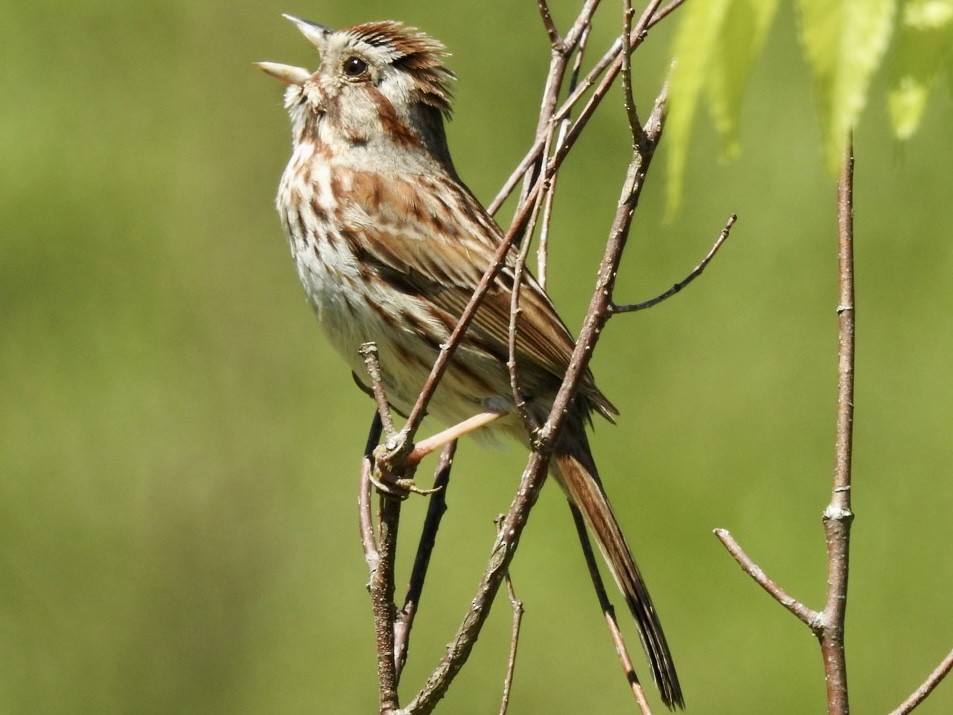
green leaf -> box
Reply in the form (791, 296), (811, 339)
(667, 0), (779, 213)
(706, 0), (780, 161)
(888, 0), (953, 138)
(796, 0), (898, 171)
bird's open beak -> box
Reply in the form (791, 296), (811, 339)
(255, 14), (331, 85)
(282, 14), (331, 51)
(254, 61), (311, 85)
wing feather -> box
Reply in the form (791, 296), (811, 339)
(336, 167), (617, 419)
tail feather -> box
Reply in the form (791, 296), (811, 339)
(553, 447), (684, 709)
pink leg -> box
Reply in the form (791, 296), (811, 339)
(407, 411), (505, 465)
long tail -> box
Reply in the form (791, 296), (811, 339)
(553, 440), (684, 709)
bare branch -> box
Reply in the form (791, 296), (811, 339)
(536, 0), (561, 45)
(537, 85), (667, 450)
(620, 0), (653, 143)
(360, 412), (384, 574)
(818, 134), (857, 715)
(611, 214), (736, 314)
(497, 515), (525, 715)
(404, 449), (554, 714)
(713, 138), (858, 715)
(394, 441), (457, 680)
(887, 649), (953, 715)
(371, 491), (402, 713)
(488, 0), (680, 218)
(360, 343), (397, 437)
(538, 23), (592, 288)
(713, 528), (818, 628)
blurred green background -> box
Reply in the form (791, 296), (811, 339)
(2, 1), (950, 713)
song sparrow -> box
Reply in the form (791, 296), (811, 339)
(258, 16), (683, 708)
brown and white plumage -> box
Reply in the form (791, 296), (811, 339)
(259, 17), (683, 708)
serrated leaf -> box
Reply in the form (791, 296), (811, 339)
(797, 0), (898, 171)
(667, 0), (732, 214)
(888, 0), (953, 138)
(706, 0), (780, 161)
(667, 0), (779, 213)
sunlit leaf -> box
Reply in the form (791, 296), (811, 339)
(888, 0), (953, 138)
(796, 0), (898, 171)
(667, 0), (732, 213)
(706, 0), (780, 161)
(668, 0), (779, 212)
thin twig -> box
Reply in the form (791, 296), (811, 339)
(360, 343), (397, 437)
(488, 0), (682, 218)
(713, 141), (857, 714)
(819, 134), (856, 715)
(569, 504), (653, 715)
(404, 450), (554, 714)
(394, 441), (457, 680)
(538, 23), (592, 288)
(372, 490), (402, 713)
(358, 346), (403, 712)
(507, 181), (547, 432)
(620, 0), (646, 145)
(360, 412), (384, 574)
(537, 85), (667, 449)
(713, 528), (818, 628)
(611, 214), (736, 314)
(536, 0), (561, 46)
(497, 515), (525, 715)
(887, 648), (953, 715)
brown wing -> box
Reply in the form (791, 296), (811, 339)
(337, 166), (617, 419)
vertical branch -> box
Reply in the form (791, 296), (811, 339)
(373, 490), (402, 714)
(716, 138), (858, 713)
(820, 134), (856, 715)
(394, 441), (457, 680)
(359, 407), (402, 714)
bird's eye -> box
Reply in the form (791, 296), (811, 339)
(343, 56), (368, 78)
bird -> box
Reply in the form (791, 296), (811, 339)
(258, 15), (683, 708)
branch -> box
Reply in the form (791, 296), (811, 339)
(497, 515), (525, 715)
(360, 412), (384, 575)
(714, 137), (857, 715)
(394, 441), (457, 680)
(818, 133), (856, 715)
(611, 214), (736, 314)
(887, 649), (953, 715)
(360, 343), (397, 437)
(712, 529), (817, 628)
(488, 0), (682, 217)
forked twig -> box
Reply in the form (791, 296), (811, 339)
(488, 0), (683, 217)
(713, 137), (857, 715)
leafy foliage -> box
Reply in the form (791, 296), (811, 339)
(668, 0), (952, 203)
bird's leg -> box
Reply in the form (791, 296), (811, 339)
(372, 411), (505, 496)
(407, 411), (505, 464)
